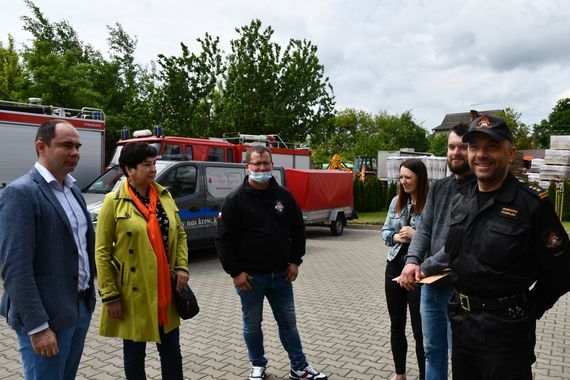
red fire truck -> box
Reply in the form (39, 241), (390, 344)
(109, 129), (311, 169)
(0, 99), (106, 189)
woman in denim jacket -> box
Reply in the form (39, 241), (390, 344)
(381, 158), (429, 380)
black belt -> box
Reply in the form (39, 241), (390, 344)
(456, 292), (527, 313)
(77, 289), (89, 299)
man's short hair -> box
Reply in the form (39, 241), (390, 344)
(449, 122), (469, 138)
(35, 119), (69, 145)
(35, 119), (72, 157)
(118, 142), (158, 176)
(245, 144), (273, 163)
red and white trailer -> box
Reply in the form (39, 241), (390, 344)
(0, 99), (106, 189)
(285, 168), (356, 235)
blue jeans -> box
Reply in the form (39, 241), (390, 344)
(420, 284), (453, 380)
(236, 270), (307, 370)
(123, 326), (183, 380)
(17, 298), (92, 380)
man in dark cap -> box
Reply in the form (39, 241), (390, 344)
(445, 114), (570, 379)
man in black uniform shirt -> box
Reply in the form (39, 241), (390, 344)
(216, 145), (327, 380)
(445, 114), (570, 380)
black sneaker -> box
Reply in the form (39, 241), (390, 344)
(248, 366), (266, 380)
(290, 364), (328, 379)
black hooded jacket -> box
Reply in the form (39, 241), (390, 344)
(215, 176), (305, 277)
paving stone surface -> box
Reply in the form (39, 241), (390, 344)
(0, 226), (568, 379)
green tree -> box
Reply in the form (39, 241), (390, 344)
(501, 108), (533, 149)
(219, 20), (279, 136)
(0, 35), (28, 100)
(94, 23), (154, 160)
(428, 132), (448, 156)
(17, 2), (156, 161)
(532, 119), (551, 149)
(312, 108), (372, 164)
(154, 33), (224, 137)
(220, 19), (335, 143)
(20, 0), (101, 107)
(355, 110), (428, 153)
(312, 109), (429, 168)
(277, 38), (335, 143)
(534, 98), (570, 148)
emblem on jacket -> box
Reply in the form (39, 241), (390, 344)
(546, 231), (562, 249)
(274, 201), (285, 213)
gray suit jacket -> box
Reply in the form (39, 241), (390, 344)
(0, 168), (96, 333)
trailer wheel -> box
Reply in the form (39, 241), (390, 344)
(330, 213), (345, 236)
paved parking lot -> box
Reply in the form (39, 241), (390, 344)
(0, 227), (569, 379)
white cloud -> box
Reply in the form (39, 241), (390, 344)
(2, 0), (570, 130)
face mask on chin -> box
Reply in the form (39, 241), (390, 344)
(249, 171), (272, 183)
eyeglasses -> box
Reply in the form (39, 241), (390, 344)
(248, 161), (272, 167)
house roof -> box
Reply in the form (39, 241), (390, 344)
(432, 109), (503, 132)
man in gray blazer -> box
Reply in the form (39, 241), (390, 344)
(0, 120), (96, 380)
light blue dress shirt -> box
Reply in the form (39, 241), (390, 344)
(34, 162), (91, 291)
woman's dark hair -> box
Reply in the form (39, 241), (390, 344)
(118, 142), (158, 176)
(396, 158), (429, 214)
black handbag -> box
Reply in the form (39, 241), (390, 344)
(172, 277), (200, 320)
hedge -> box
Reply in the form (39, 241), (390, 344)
(547, 181), (570, 221)
(353, 178), (397, 212)
(355, 178), (570, 221)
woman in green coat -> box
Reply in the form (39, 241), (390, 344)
(95, 142), (189, 379)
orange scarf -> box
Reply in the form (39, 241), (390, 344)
(126, 181), (171, 325)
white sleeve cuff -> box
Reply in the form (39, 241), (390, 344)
(27, 323), (49, 336)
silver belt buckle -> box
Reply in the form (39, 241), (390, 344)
(459, 293), (471, 311)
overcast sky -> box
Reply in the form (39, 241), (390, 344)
(3, 0), (570, 131)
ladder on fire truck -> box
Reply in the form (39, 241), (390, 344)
(0, 98), (105, 121)
(222, 132), (308, 150)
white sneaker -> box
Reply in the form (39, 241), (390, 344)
(248, 366), (266, 380)
(290, 364), (328, 379)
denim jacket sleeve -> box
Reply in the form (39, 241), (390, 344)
(381, 196), (401, 246)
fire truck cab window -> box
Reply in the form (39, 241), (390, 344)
(207, 147), (224, 162)
(159, 165), (197, 198)
(184, 146), (193, 161)
(162, 144), (182, 160)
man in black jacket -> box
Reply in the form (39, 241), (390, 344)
(446, 114), (570, 379)
(399, 122), (475, 380)
(216, 145), (327, 380)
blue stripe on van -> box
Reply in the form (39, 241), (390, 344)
(178, 208), (219, 219)
(203, 209), (219, 217)
(178, 209), (201, 219)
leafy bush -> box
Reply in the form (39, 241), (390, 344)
(354, 178), (396, 212)
(386, 181), (398, 210)
(546, 181), (570, 221)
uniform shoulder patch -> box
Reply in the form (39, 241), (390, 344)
(521, 182), (548, 200)
(546, 231), (563, 249)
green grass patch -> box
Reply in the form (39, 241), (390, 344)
(351, 211), (570, 233)
(350, 211), (387, 225)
